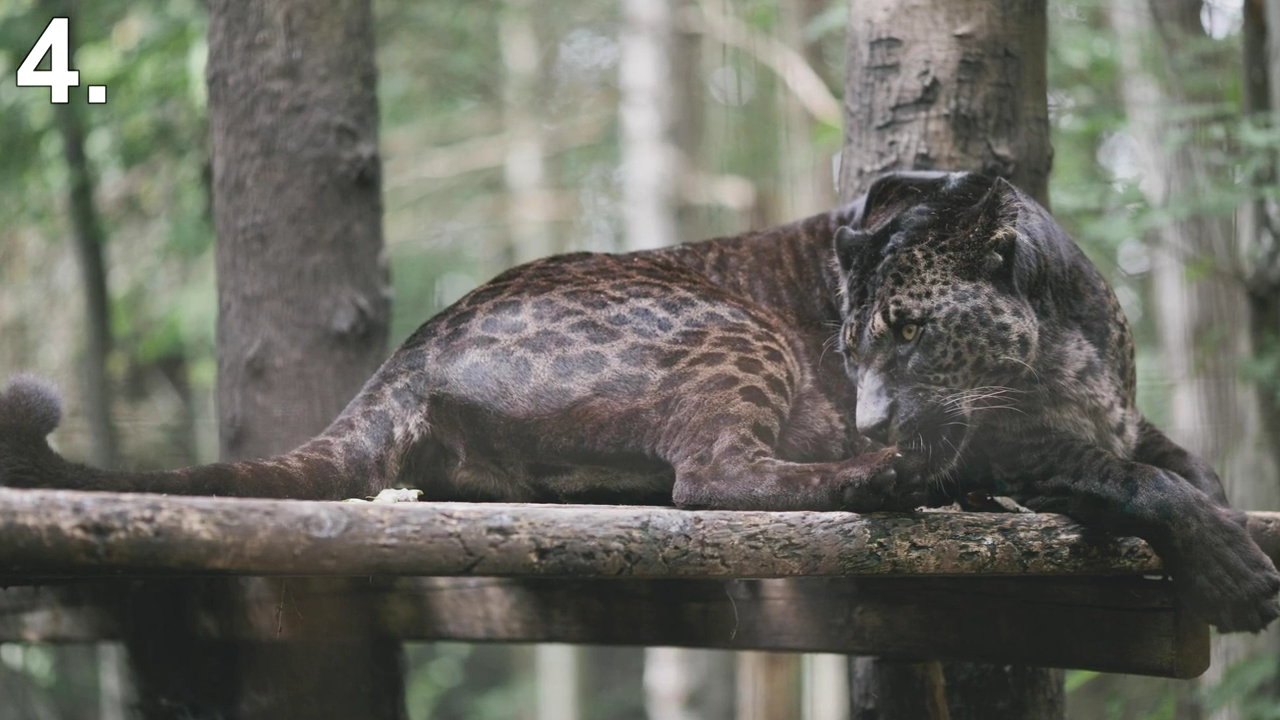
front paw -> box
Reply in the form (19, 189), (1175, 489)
(839, 446), (927, 512)
(1168, 509), (1280, 633)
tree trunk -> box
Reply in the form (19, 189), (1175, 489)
(804, 655), (850, 720)
(849, 658), (949, 720)
(498, 8), (583, 710)
(50, 0), (116, 470)
(777, 0), (837, 220)
(841, 1), (1060, 718)
(210, 0), (389, 462)
(841, 0), (1051, 206)
(501, 0), (554, 264)
(644, 647), (732, 720)
(1251, 0), (1280, 472)
(50, 7), (123, 717)
(621, 0), (682, 250)
(1111, 2), (1280, 718)
(621, 2), (733, 715)
(536, 644), (580, 720)
(118, 2), (400, 717)
(737, 652), (802, 720)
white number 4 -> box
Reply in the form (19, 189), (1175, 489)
(16, 18), (80, 104)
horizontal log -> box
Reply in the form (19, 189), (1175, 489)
(0, 488), (1248, 677)
(0, 576), (1208, 678)
(5, 488), (1273, 579)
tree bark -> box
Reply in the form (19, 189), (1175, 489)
(114, 2), (400, 717)
(841, 1), (1059, 718)
(849, 658), (949, 720)
(209, 1), (389, 462)
(842, 0), (1051, 206)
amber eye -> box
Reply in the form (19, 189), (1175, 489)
(899, 323), (919, 342)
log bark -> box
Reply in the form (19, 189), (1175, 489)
(0, 489), (1222, 579)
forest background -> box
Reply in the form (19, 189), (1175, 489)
(1, 0), (1277, 718)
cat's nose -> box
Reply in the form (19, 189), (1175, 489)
(856, 368), (893, 444)
(856, 413), (892, 445)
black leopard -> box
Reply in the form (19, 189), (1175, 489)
(2, 171), (1276, 632)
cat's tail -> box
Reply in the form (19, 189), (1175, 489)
(0, 374), (417, 500)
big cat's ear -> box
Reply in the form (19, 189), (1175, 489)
(973, 177), (1022, 271)
(834, 225), (870, 278)
(852, 171), (956, 230)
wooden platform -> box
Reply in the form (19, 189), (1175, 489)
(3, 488), (1276, 678)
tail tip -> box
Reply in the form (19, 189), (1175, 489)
(0, 374), (63, 437)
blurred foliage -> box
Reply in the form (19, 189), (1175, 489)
(0, 0), (1277, 717)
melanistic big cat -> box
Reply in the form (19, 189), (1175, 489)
(2, 172), (1276, 632)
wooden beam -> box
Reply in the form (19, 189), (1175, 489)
(2, 488), (1261, 579)
(0, 576), (1207, 678)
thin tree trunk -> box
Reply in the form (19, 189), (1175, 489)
(501, 0), (554, 264)
(50, 8), (123, 718)
(803, 655), (850, 720)
(1250, 0), (1280, 472)
(841, 1), (1060, 718)
(621, 0), (681, 250)
(622, 5), (737, 717)
(673, 2), (705, 240)
(536, 645), (580, 720)
(115, 2), (401, 718)
(96, 643), (127, 720)
(50, 0), (116, 470)
(1111, 3), (1280, 718)
(778, 0), (836, 219)
(645, 647), (732, 720)
(498, 8), (583, 710)
(737, 652), (802, 720)
(210, 2), (398, 716)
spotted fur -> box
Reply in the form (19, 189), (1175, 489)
(0, 198), (910, 511)
(2, 171), (1276, 632)
(833, 172), (1279, 633)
